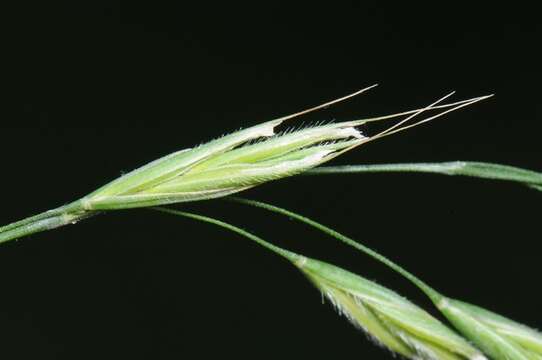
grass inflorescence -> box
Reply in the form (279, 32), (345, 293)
(154, 207), (486, 360)
(1, 88), (539, 360)
(0, 87), (491, 244)
(228, 197), (542, 360)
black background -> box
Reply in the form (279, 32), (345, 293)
(3, 2), (541, 359)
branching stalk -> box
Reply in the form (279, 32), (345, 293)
(227, 197), (442, 302)
(228, 197), (542, 360)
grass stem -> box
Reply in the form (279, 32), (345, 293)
(227, 197), (443, 303)
(306, 162), (542, 190)
(151, 207), (298, 262)
(0, 200), (92, 245)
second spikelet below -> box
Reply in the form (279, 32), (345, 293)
(295, 257), (486, 360)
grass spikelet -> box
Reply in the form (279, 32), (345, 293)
(299, 258), (486, 360)
(0, 88), (490, 244)
(86, 90), (489, 210)
(437, 298), (542, 360)
(155, 207), (486, 360)
(230, 198), (541, 360)
(83, 86), (377, 209)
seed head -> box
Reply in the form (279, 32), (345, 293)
(297, 257), (486, 360)
(82, 87), (491, 210)
(438, 298), (542, 360)
(84, 120), (366, 210)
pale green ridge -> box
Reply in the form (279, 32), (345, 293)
(184, 124), (364, 173)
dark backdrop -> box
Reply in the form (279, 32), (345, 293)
(3, 2), (540, 359)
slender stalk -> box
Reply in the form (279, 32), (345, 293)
(151, 207), (298, 262)
(154, 205), (491, 360)
(227, 197), (443, 303)
(226, 198), (542, 360)
(305, 162), (542, 190)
